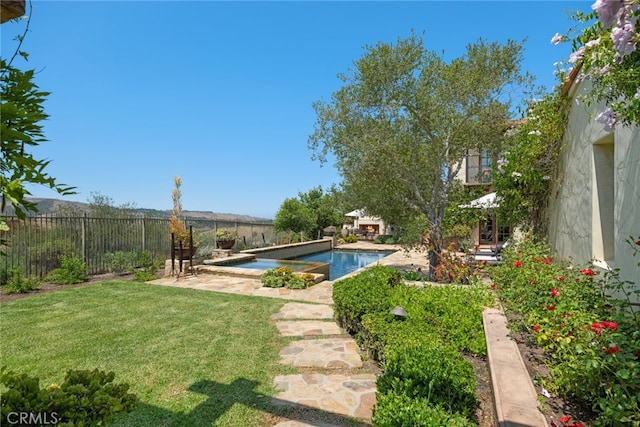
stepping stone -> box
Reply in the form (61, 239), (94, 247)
(279, 338), (363, 368)
(273, 374), (377, 420)
(271, 302), (334, 320)
(276, 321), (343, 337)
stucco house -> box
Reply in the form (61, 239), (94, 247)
(547, 77), (640, 297)
(343, 210), (393, 239)
(457, 151), (512, 247)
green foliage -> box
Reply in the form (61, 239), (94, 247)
(0, 367), (138, 426)
(129, 251), (162, 282)
(215, 228), (237, 241)
(2, 268), (41, 294)
(332, 265), (400, 336)
(372, 391), (477, 427)
(46, 255), (88, 285)
(274, 198), (316, 235)
(377, 340), (478, 419)
(343, 234), (358, 243)
(260, 266), (313, 289)
(1, 57), (75, 250)
(336, 266), (492, 424)
(491, 235), (640, 426)
(492, 91), (570, 234)
(308, 32), (531, 268)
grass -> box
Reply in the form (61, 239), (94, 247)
(0, 281), (301, 426)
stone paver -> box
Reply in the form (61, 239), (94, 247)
(271, 302), (334, 320)
(484, 308), (547, 427)
(276, 321), (344, 337)
(279, 338), (363, 369)
(273, 374), (377, 420)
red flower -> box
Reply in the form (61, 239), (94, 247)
(543, 257), (553, 265)
(547, 305), (556, 311)
(533, 325), (540, 332)
(514, 260), (523, 268)
(550, 289), (559, 297)
(605, 346), (619, 354)
(636, 349), (640, 359)
(557, 275), (565, 282)
(580, 268), (596, 276)
(591, 322), (604, 335)
(603, 320), (618, 331)
(529, 279), (536, 284)
(560, 415), (571, 424)
(636, 239), (640, 246)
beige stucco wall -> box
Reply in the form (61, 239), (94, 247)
(548, 79), (640, 298)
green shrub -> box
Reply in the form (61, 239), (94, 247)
(104, 251), (138, 275)
(491, 234), (640, 426)
(128, 251), (162, 282)
(333, 265), (400, 335)
(377, 340), (478, 419)
(344, 235), (358, 243)
(261, 267), (294, 288)
(1, 368), (138, 426)
(2, 269), (41, 294)
(46, 255), (88, 285)
(285, 276), (308, 289)
(372, 391), (477, 427)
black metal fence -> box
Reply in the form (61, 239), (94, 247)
(0, 214), (277, 282)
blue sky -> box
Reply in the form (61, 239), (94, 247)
(2, 1), (591, 219)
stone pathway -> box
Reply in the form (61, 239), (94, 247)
(148, 243), (420, 426)
(270, 302), (376, 426)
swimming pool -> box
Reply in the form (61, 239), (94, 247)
(232, 250), (392, 280)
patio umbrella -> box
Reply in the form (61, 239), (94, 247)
(459, 192), (500, 209)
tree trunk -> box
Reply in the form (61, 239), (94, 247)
(428, 231), (442, 281)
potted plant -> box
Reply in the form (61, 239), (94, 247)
(216, 228), (237, 249)
(169, 176), (196, 259)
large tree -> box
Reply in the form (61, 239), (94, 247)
(308, 33), (531, 275)
(273, 186), (344, 238)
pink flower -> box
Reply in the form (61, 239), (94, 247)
(514, 260), (523, 268)
(551, 32), (565, 45)
(592, 0), (624, 29)
(550, 289), (559, 298)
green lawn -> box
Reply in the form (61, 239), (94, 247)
(0, 281), (299, 426)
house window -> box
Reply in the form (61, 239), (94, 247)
(479, 214), (510, 245)
(466, 149), (493, 184)
(592, 136), (615, 264)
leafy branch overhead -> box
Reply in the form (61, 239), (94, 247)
(1, 58), (75, 240)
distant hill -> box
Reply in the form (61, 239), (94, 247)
(2, 198), (272, 223)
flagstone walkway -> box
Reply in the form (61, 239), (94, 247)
(270, 302), (376, 426)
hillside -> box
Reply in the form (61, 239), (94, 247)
(2, 198), (272, 223)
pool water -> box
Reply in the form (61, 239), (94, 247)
(232, 250), (392, 280)
(236, 259), (316, 271)
(297, 250), (391, 280)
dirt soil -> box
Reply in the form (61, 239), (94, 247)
(1, 276), (594, 427)
(505, 312), (596, 427)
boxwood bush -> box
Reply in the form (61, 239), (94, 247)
(333, 265), (493, 426)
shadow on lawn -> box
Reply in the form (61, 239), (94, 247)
(116, 378), (369, 426)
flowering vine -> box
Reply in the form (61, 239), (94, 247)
(554, 0), (640, 128)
